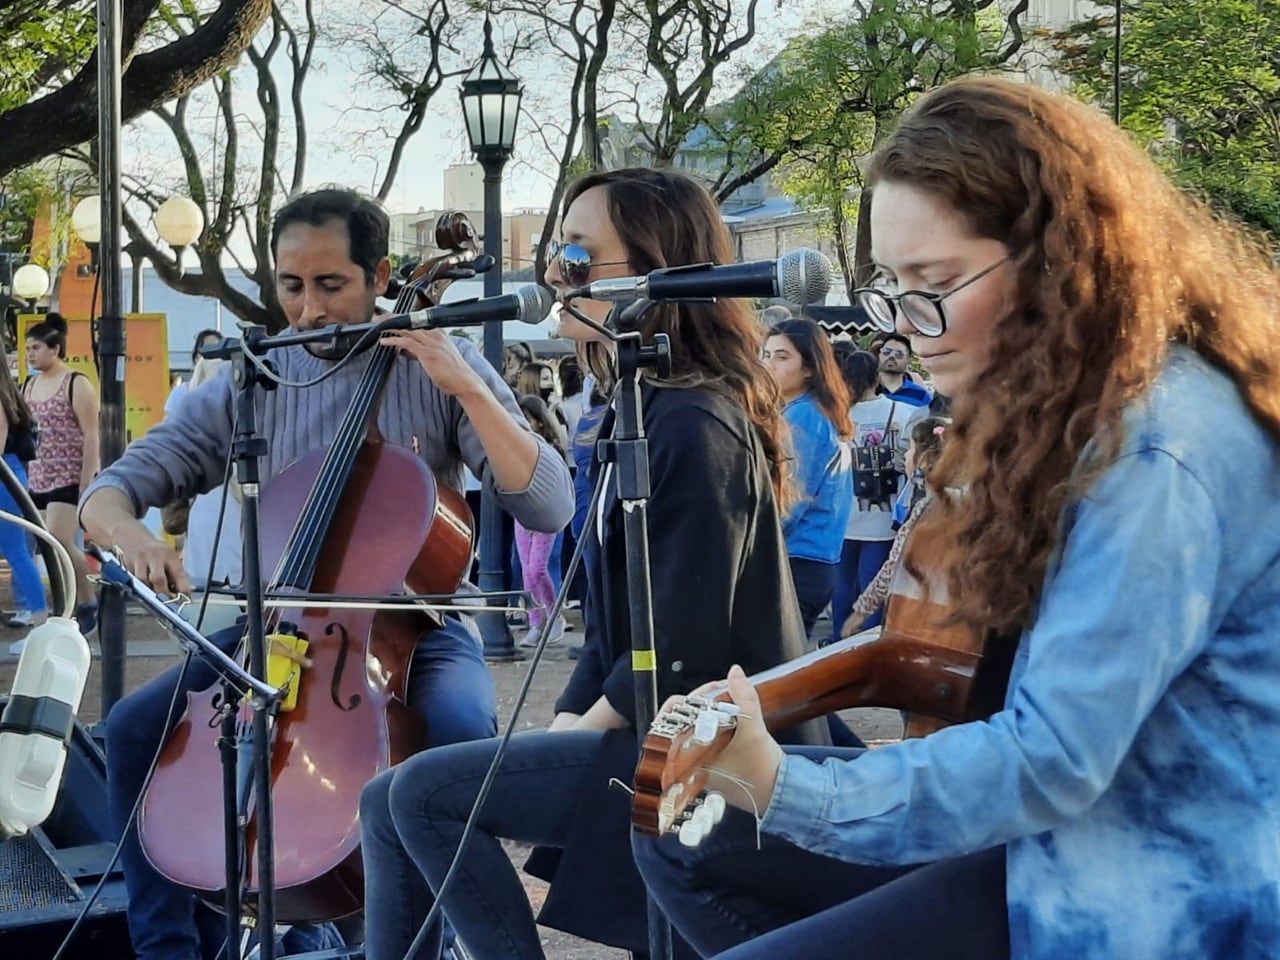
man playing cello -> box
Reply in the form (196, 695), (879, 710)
(79, 187), (573, 960)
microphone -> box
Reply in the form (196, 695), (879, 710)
(379, 284), (555, 332)
(203, 286), (556, 359)
(566, 248), (833, 306)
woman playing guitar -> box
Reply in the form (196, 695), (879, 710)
(634, 77), (1280, 960)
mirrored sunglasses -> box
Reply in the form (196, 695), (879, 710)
(548, 239), (629, 289)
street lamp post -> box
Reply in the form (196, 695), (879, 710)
(460, 16), (523, 661)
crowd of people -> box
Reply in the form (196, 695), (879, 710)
(11, 73), (1278, 960)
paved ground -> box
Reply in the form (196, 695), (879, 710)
(0, 586), (902, 960)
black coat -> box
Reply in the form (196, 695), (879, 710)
(530, 383), (827, 952)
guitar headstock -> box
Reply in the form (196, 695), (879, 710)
(633, 695), (739, 843)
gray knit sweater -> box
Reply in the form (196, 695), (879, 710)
(83, 338), (574, 535)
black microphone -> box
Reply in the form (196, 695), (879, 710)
(566, 248), (833, 306)
(201, 286), (556, 358)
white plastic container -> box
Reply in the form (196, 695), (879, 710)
(0, 617), (92, 839)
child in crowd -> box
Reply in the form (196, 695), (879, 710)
(515, 393), (570, 646)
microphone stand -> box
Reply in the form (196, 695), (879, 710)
(592, 300), (676, 960)
(174, 323), (284, 960)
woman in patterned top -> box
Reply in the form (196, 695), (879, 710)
(23, 313), (99, 635)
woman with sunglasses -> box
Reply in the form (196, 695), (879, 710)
(634, 76), (1280, 960)
(359, 166), (825, 960)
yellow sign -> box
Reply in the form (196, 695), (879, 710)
(18, 313), (171, 443)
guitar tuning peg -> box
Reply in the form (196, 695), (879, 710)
(703, 791), (726, 825)
(678, 818), (705, 848)
(693, 709), (718, 745)
(691, 803), (715, 832)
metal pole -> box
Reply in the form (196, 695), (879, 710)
(477, 154), (517, 660)
(96, 0), (128, 715)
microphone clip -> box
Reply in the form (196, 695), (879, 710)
(607, 299), (656, 334)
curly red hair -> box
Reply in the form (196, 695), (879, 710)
(871, 77), (1280, 635)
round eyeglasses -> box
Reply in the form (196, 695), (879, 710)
(853, 258), (1008, 337)
(547, 239), (630, 290)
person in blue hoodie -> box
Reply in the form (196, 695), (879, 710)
(762, 317), (854, 639)
(635, 76), (1280, 960)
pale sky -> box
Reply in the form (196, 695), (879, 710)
(123, 0), (849, 222)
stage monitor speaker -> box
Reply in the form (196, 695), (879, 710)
(0, 696), (131, 959)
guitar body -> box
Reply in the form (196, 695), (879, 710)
(634, 568), (1017, 837)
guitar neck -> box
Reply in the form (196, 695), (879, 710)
(741, 629), (987, 733)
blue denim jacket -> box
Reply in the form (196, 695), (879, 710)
(781, 392), (853, 564)
(763, 347), (1280, 958)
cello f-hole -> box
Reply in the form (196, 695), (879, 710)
(326, 621), (361, 712)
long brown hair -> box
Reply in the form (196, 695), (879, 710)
(872, 76), (1280, 635)
(563, 167), (793, 506)
(767, 317), (853, 438)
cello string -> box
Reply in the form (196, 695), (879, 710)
(275, 343), (396, 589)
(274, 252), (462, 592)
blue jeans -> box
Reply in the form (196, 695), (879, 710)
(361, 729), (608, 960)
(786, 557), (837, 642)
(0, 454), (46, 615)
(632, 747), (1009, 960)
(830, 538), (893, 633)
(104, 617), (497, 960)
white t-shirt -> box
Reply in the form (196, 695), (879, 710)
(844, 396), (927, 541)
(184, 487), (243, 588)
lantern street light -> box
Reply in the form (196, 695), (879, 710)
(12, 263), (50, 309)
(71, 195), (103, 245)
(459, 16), (524, 661)
(155, 196), (205, 277)
(71, 193), (206, 307)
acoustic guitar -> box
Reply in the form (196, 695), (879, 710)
(632, 578), (1017, 842)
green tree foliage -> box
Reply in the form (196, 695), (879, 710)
(714, 0), (1028, 293)
(0, 3), (96, 113)
(0, 0), (273, 178)
(1052, 0), (1280, 236)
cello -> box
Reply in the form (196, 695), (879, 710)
(136, 214), (483, 921)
